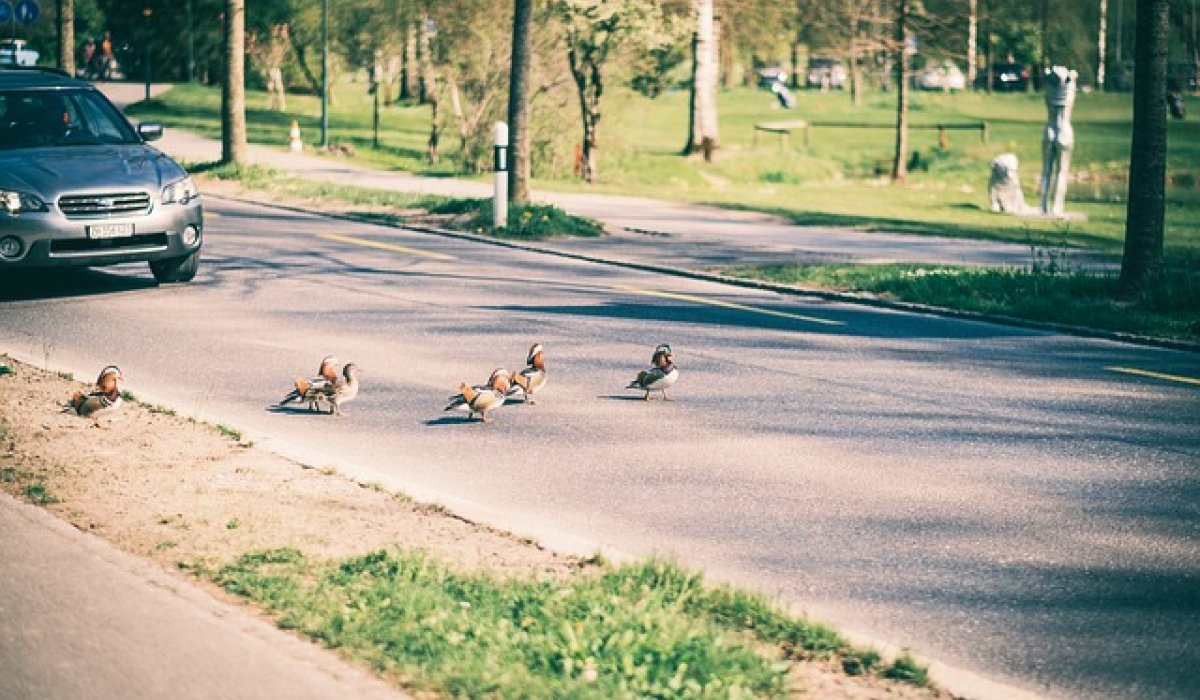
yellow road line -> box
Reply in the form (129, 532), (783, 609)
(319, 233), (457, 261)
(616, 286), (843, 326)
(204, 211), (221, 218)
(1106, 366), (1200, 387)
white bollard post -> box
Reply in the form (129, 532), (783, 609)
(493, 121), (509, 230)
(288, 119), (303, 153)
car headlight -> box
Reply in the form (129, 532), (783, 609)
(0, 190), (48, 215)
(161, 177), (199, 205)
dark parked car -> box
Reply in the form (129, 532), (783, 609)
(0, 67), (202, 282)
(975, 62), (1030, 92)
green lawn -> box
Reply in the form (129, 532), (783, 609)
(130, 82), (1200, 259)
(207, 548), (923, 699)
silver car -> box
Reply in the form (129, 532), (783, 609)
(0, 67), (202, 283)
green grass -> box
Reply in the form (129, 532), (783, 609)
(189, 161), (604, 240)
(724, 262), (1200, 341)
(22, 483), (60, 506)
(130, 82), (1200, 259)
(209, 549), (924, 698)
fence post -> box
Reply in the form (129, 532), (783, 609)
(493, 122), (509, 230)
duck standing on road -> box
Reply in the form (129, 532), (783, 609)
(627, 344), (678, 401)
(445, 368), (511, 423)
(279, 355), (340, 412)
(67, 365), (124, 427)
(508, 343), (548, 405)
(327, 363), (360, 416)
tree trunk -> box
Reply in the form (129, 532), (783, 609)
(890, 0), (910, 183)
(1118, 0), (1169, 296)
(222, 0), (247, 165)
(968, 0), (977, 87)
(683, 0), (719, 159)
(507, 0), (533, 204)
(419, 15), (435, 105)
(401, 23), (418, 101)
(289, 36), (323, 96)
(567, 45), (601, 183)
(58, 0), (74, 76)
(1097, 0), (1108, 90)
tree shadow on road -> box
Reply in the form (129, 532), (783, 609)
(0, 267), (158, 302)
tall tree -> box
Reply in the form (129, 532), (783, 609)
(222, 0), (247, 165)
(1118, 0), (1169, 296)
(682, 0), (718, 159)
(555, 0), (670, 183)
(890, 0), (910, 183)
(508, 0), (533, 203)
(1096, 0), (1107, 89)
(58, 0), (75, 75)
(967, 0), (977, 86)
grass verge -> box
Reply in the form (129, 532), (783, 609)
(723, 262), (1200, 342)
(206, 549), (924, 699)
(189, 161), (604, 240)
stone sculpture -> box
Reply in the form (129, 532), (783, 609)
(1040, 66), (1077, 217)
(988, 153), (1034, 214)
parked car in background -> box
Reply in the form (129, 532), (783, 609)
(0, 40), (39, 67)
(0, 68), (203, 283)
(806, 57), (847, 89)
(915, 61), (966, 91)
(975, 62), (1030, 91)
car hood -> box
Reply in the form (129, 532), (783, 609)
(0, 144), (186, 197)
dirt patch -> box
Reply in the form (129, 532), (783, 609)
(0, 356), (949, 699)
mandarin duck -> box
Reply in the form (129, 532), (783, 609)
(326, 363), (360, 416)
(507, 343), (548, 405)
(67, 365), (124, 427)
(279, 355), (340, 412)
(445, 368), (511, 423)
(627, 343), (678, 400)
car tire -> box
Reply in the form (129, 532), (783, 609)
(149, 249), (200, 284)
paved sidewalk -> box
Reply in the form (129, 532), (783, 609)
(105, 83), (1112, 272)
(0, 494), (408, 700)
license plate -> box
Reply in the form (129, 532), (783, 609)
(87, 223), (134, 239)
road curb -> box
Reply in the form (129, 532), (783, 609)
(207, 192), (1200, 355)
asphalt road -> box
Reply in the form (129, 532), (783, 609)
(1, 196), (1197, 700)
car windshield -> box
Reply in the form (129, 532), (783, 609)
(0, 88), (138, 150)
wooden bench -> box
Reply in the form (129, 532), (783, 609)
(753, 120), (988, 150)
(752, 120), (811, 150)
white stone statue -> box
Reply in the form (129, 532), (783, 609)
(1039, 66), (1077, 217)
(988, 153), (1034, 214)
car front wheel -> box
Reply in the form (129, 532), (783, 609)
(149, 249), (200, 284)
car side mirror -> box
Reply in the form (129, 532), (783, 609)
(138, 122), (164, 142)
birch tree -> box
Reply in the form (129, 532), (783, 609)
(682, 0), (719, 159)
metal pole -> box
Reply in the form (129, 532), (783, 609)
(493, 122), (508, 230)
(320, 0), (329, 148)
(373, 86), (380, 148)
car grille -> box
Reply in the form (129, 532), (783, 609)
(50, 233), (169, 256)
(58, 192), (152, 219)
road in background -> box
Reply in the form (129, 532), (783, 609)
(2, 196), (1196, 699)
